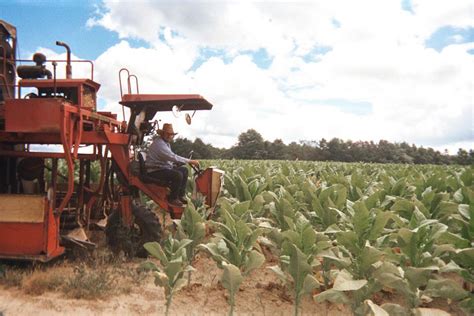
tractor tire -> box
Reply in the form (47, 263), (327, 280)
(105, 204), (161, 257)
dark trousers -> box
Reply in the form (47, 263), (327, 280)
(148, 166), (188, 200)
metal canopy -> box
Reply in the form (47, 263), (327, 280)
(119, 94), (213, 112)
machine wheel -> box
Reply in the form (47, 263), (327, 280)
(105, 204), (162, 257)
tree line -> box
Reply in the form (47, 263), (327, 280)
(168, 129), (473, 165)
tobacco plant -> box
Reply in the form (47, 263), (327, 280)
(316, 199), (392, 314)
(198, 207), (265, 315)
(268, 215), (329, 316)
(174, 202), (207, 286)
(270, 244), (321, 316)
(142, 237), (193, 316)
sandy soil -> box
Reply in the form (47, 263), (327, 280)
(0, 214), (466, 316)
(0, 254), (351, 316)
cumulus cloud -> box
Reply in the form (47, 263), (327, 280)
(80, 0), (473, 152)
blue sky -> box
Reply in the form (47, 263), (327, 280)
(1, 0), (473, 152)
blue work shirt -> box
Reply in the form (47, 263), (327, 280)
(145, 137), (189, 171)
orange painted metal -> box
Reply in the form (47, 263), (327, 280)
(0, 22), (219, 261)
(0, 196), (64, 262)
(120, 195), (133, 226)
(5, 99), (63, 132)
(196, 169), (211, 205)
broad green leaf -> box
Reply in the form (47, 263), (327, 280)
(213, 221), (235, 242)
(454, 189), (464, 203)
(405, 266), (438, 288)
(302, 274), (320, 296)
(314, 289), (350, 304)
(243, 250), (265, 276)
(391, 199), (414, 219)
(289, 243), (312, 294)
(455, 248), (474, 268)
(301, 226), (317, 253)
(332, 270), (367, 291)
(439, 260), (464, 274)
(359, 246), (383, 276)
(458, 204), (470, 219)
(238, 175), (252, 201)
(438, 231), (470, 248)
(262, 191), (278, 203)
(198, 243), (227, 264)
(234, 201), (251, 217)
(221, 263), (244, 302)
(352, 201), (370, 237)
(321, 253), (351, 269)
(164, 259), (184, 284)
(436, 201), (460, 218)
(235, 220), (251, 244)
(433, 244), (457, 257)
(140, 261), (159, 272)
(424, 278), (469, 300)
(364, 299), (389, 316)
(369, 210), (391, 240)
(336, 231), (359, 254)
(144, 242), (168, 265)
(269, 265), (287, 283)
(174, 239), (193, 255)
(243, 227), (263, 251)
(221, 237), (243, 267)
(381, 303), (410, 316)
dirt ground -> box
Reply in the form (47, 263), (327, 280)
(0, 253), (352, 316)
(0, 214), (467, 316)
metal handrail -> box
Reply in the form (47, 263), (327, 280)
(16, 59), (95, 81)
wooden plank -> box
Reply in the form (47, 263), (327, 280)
(0, 194), (45, 223)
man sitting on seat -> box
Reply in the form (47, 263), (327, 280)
(145, 123), (200, 207)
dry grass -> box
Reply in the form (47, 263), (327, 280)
(62, 264), (117, 299)
(0, 248), (152, 300)
(0, 267), (24, 288)
(23, 269), (67, 295)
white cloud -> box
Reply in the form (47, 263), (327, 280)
(80, 0), (474, 153)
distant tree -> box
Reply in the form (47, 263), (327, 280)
(327, 138), (349, 162)
(171, 137), (194, 157)
(268, 139), (289, 160)
(456, 149), (470, 165)
(191, 138), (212, 159)
(233, 129), (266, 159)
(155, 127), (468, 165)
(287, 141), (305, 160)
(317, 138), (331, 161)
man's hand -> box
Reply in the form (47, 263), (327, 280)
(188, 159), (200, 167)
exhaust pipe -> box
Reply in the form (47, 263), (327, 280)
(55, 41), (72, 79)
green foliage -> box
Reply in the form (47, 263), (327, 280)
(137, 160), (473, 314)
(198, 205), (265, 315)
(166, 128), (473, 164)
(221, 262), (244, 316)
(142, 237), (193, 316)
(270, 243), (321, 316)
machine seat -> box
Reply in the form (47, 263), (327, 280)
(137, 153), (170, 187)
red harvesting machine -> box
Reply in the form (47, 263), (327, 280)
(0, 20), (224, 261)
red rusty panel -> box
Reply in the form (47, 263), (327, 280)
(0, 223), (45, 255)
(5, 98), (64, 132)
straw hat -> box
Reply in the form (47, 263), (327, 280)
(158, 123), (178, 136)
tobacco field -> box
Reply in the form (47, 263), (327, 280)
(146, 160), (473, 316)
(1, 160), (473, 316)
